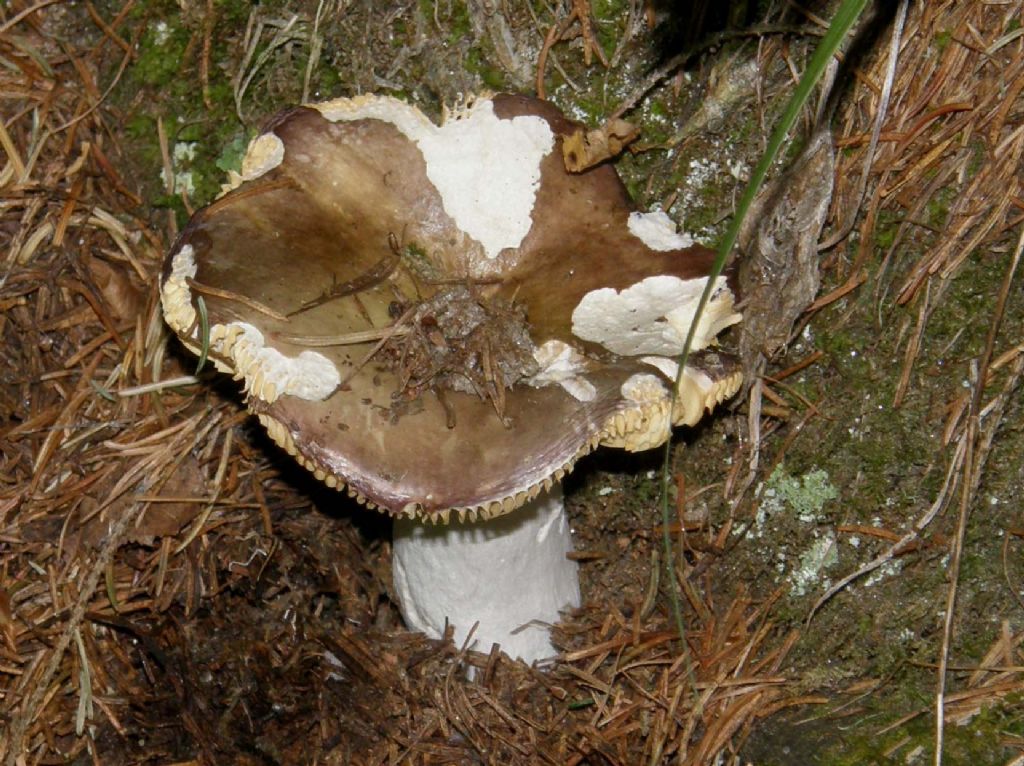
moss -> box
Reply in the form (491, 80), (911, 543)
(316, 66), (341, 98)
(445, 0), (473, 42)
(648, 99), (669, 119)
(107, 0), (348, 226)
(964, 138), (987, 179)
(874, 209), (899, 250)
(926, 185), (956, 229)
(816, 699), (1024, 765)
(134, 16), (189, 87)
(590, 0), (627, 60)
(465, 48), (507, 91)
(215, 134), (249, 175)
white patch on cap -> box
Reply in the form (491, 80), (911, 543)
(168, 244), (197, 282)
(627, 211), (694, 251)
(571, 275), (741, 356)
(640, 355), (679, 381)
(314, 95), (554, 260)
(241, 133), (285, 181)
(315, 95), (434, 136)
(640, 355), (721, 409)
(620, 372), (668, 403)
(526, 339), (596, 402)
(160, 245), (198, 334)
(230, 322), (340, 401)
(613, 373), (673, 452)
(220, 134), (287, 194)
(673, 365), (724, 427)
(685, 365), (715, 392)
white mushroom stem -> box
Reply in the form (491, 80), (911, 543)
(392, 485), (580, 665)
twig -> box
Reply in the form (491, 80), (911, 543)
(275, 326), (410, 346)
(337, 304), (418, 390)
(807, 436), (965, 623)
(85, 0), (132, 55)
(535, 23), (560, 100)
(200, 0), (216, 109)
(54, 31), (137, 132)
(116, 376), (199, 397)
(303, 0), (327, 102)
(0, 0), (64, 34)
(1, 444), (172, 766)
(185, 278), (290, 322)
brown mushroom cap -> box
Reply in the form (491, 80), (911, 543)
(161, 93), (741, 521)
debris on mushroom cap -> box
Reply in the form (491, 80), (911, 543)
(378, 284), (539, 426)
(160, 92), (743, 520)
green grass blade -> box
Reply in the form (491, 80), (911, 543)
(195, 295), (210, 375)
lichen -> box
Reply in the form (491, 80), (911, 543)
(757, 466), (838, 531)
(790, 531), (838, 597)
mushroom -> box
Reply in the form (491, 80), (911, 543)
(160, 93), (742, 665)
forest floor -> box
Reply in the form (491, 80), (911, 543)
(1, 1), (1022, 764)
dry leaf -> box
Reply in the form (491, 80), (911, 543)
(86, 254), (145, 321)
(562, 118), (640, 173)
(737, 129), (835, 383)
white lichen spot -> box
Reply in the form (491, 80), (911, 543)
(160, 168), (195, 196)
(766, 467), (838, 524)
(173, 142), (197, 163)
(159, 142), (199, 196)
(178, 171), (196, 196)
(688, 157), (715, 186)
(153, 20), (170, 45)
(790, 532), (838, 597)
(627, 211), (694, 251)
(864, 558), (903, 588)
(572, 275), (741, 356)
(753, 468), (839, 545)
